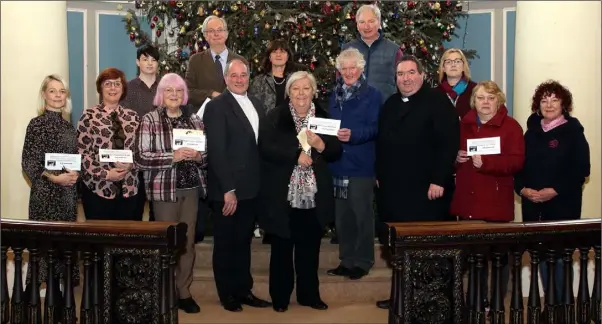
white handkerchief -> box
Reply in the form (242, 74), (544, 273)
(297, 128), (311, 151)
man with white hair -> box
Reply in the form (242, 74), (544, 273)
(342, 4), (401, 102)
(185, 15), (245, 106)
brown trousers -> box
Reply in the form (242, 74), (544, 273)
(153, 188), (199, 299)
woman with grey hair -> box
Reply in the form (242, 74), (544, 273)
(258, 71), (342, 312)
(326, 48), (382, 280)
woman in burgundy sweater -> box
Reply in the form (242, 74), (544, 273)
(436, 48), (477, 119)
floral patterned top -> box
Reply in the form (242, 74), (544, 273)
(77, 104), (140, 199)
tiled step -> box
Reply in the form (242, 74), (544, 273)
(194, 238), (390, 271)
(178, 301), (389, 323)
(190, 267), (391, 303)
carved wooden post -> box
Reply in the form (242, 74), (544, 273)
(527, 249), (541, 324)
(592, 245), (601, 324)
(561, 248), (575, 324)
(576, 247), (591, 324)
(510, 250), (524, 324)
(466, 253), (476, 324)
(490, 251), (505, 324)
(473, 253), (485, 324)
(62, 249), (76, 324)
(43, 249), (58, 324)
(79, 252), (92, 324)
(11, 247), (25, 324)
(92, 251), (101, 324)
(169, 253), (178, 324)
(543, 248), (559, 323)
(1, 246), (8, 324)
(26, 247), (41, 324)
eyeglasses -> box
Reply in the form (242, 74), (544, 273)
(205, 29), (226, 34)
(444, 59), (464, 66)
(164, 88), (185, 96)
(103, 81), (122, 88)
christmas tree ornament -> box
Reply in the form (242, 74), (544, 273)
(156, 30), (162, 37)
(150, 23), (156, 29)
(197, 7), (205, 16)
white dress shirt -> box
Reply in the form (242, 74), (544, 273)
(231, 92), (259, 142)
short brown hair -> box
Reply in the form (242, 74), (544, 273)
(470, 80), (506, 109)
(531, 80), (573, 113)
(96, 68), (127, 102)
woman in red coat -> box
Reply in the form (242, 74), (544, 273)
(451, 80), (525, 221)
(450, 80), (525, 312)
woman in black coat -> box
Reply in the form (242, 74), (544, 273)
(514, 80), (590, 303)
(258, 71), (342, 312)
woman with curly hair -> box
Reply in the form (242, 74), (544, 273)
(514, 80), (590, 301)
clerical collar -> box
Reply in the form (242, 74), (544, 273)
(401, 97), (409, 102)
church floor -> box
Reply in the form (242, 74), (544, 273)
(178, 302), (388, 323)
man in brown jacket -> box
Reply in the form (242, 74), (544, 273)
(185, 15), (245, 107)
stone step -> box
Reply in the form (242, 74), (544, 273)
(190, 267), (391, 303)
(194, 238), (390, 271)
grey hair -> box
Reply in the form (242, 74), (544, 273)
(201, 15), (228, 33)
(356, 4), (381, 24)
(335, 48), (366, 71)
(285, 71), (317, 98)
(224, 58), (249, 76)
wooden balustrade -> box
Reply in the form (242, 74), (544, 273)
(385, 219), (601, 324)
(0, 219), (186, 324)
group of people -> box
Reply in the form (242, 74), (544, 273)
(22, 4), (590, 316)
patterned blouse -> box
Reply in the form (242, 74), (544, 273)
(77, 104), (140, 199)
(135, 106), (208, 202)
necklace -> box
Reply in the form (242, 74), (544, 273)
(272, 75), (285, 85)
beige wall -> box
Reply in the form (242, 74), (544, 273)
(1, 1), (69, 220)
(513, 1), (601, 221)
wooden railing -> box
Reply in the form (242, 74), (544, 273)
(0, 219), (186, 324)
(386, 219), (601, 324)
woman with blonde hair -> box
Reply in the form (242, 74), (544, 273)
(436, 48), (477, 118)
(22, 74), (80, 287)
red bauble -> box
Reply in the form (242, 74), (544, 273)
(310, 63), (315, 71)
(156, 30), (162, 37)
(177, 13), (184, 20)
(168, 0), (177, 7)
(150, 23), (156, 29)
(129, 33), (135, 41)
(153, 16), (159, 22)
(446, 1), (452, 6)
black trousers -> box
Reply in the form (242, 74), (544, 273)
(136, 172), (154, 221)
(269, 208), (323, 307)
(211, 198), (256, 302)
(80, 183), (138, 220)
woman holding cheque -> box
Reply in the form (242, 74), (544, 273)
(135, 73), (206, 313)
(450, 81), (524, 307)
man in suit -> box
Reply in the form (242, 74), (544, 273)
(204, 58), (271, 312)
(185, 15), (245, 106)
(185, 15), (243, 243)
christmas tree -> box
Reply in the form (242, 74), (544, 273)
(123, 1), (476, 98)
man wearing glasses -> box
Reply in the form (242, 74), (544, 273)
(185, 15), (245, 108)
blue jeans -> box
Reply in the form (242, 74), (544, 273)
(540, 257), (571, 304)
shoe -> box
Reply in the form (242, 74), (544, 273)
(177, 297), (200, 313)
(347, 267), (368, 280)
(299, 300), (328, 310)
(237, 293), (272, 308)
(326, 265), (352, 276)
(376, 299), (390, 309)
(273, 305), (288, 312)
(221, 296), (243, 312)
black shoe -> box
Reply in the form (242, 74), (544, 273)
(326, 265), (352, 276)
(376, 299), (390, 309)
(221, 296), (243, 312)
(178, 297), (200, 313)
(273, 305), (288, 312)
(237, 293), (272, 308)
(299, 300), (328, 310)
(348, 267), (368, 280)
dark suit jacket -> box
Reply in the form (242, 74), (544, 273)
(185, 50), (245, 106)
(204, 90), (266, 202)
(257, 100), (342, 239)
